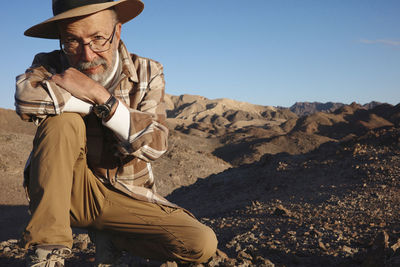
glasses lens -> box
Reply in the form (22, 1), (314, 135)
(90, 39), (111, 53)
(61, 26), (115, 55)
(63, 42), (78, 54)
(62, 42), (80, 55)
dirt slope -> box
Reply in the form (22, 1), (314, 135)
(169, 126), (400, 266)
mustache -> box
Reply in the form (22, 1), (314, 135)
(76, 58), (108, 72)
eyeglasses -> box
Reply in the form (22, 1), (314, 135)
(60, 25), (116, 55)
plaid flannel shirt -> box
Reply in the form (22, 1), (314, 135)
(15, 41), (175, 207)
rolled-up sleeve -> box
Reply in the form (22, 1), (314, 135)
(15, 52), (71, 122)
(115, 60), (169, 161)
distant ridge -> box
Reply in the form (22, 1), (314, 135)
(164, 94), (297, 137)
(289, 101), (383, 117)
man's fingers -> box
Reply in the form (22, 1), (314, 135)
(51, 68), (84, 85)
(47, 67), (109, 105)
(50, 73), (61, 84)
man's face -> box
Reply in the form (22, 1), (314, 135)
(58, 10), (121, 85)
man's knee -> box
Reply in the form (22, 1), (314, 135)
(31, 113), (87, 160)
(188, 225), (218, 263)
(36, 113), (86, 143)
(39, 113), (85, 133)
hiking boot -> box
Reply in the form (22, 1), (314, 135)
(26, 245), (71, 267)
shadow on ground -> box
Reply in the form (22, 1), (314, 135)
(0, 205), (29, 241)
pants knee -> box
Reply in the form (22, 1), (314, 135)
(190, 225), (218, 263)
(39, 113), (85, 134)
(35, 113), (86, 145)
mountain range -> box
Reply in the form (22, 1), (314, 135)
(288, 101), (383, 117)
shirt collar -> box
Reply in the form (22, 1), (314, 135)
(103, 49), (119, 88)
(118, 40), (138, 83)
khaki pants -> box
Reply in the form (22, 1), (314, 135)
(23, 113), (217, 263)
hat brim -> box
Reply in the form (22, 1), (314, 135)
(24, 0), (144, 39)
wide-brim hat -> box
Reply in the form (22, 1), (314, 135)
(25, 0), (144, 39)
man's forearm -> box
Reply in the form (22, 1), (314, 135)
(102, 101), (130, 140)
(63, 96), (92, 114)
(64, 96), (131, 141)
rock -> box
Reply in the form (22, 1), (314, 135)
(237, 250), (252, 261)
(273, 204), (291, 216)
(73, 233), (90, 250)
(204, 248), (233, 267)
(255, 256), (275, 267)
(215, 249), (228, 259)
(342, 245), (358, 255)
(391, 238), (400, 253)
(75, 240), (88, 250)
(237, 258), (252, 267)
(160, 261), (178, 267)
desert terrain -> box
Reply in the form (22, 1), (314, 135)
(1, 95), (400, 266)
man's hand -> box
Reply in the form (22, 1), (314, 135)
(51, 67), (110, 105)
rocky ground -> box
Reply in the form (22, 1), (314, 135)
(1, 97), (400, 266)
(170, 126), (400, 266)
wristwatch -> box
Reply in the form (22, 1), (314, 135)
(93, 95), (118, 120)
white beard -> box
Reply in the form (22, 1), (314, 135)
(74, 49), (118, 86)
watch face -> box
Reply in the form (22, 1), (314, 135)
(93, 105), (111, 119)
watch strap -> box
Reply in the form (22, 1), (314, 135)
(93, 95), (118, 119)
(105, 95), (117, 110)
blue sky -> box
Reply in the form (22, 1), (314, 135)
(1, 0), (399, 109)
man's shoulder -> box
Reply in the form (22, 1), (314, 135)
(31, 50), (68, 73)
(129, 53), (163, 72)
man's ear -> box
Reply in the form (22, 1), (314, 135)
(115, 23), (122, 45)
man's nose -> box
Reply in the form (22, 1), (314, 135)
(80, 44), (97, 62)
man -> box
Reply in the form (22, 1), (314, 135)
(15, 0), (218, 266)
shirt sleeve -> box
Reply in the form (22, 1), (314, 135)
(102, 100), (130, 140)
(15, 52), (71, 122)
(112, 60), (169, 162)
(63, 95), (92, 114)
